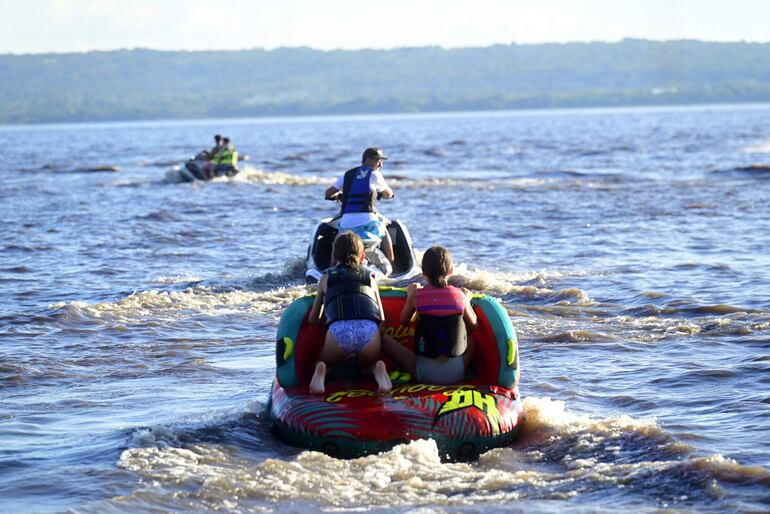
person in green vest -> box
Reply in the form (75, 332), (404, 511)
(211, 137), (239, 177)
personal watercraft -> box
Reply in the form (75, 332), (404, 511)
(179, 152), (239, 182)
(305, 216), (421, 283)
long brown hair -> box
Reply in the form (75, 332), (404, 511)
(332, 231), (364, 269)
(421, 246), (452, 287)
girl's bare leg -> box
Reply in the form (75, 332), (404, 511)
(309, 361), (327, 394)
(373, 360), (392, 393)
(356, 330), (382, 365)
(381, 333), (417, 375)
(310, 331), (350, 394)
(357, 331), (391, 393)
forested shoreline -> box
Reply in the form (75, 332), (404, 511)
(2, 39), (769, 124)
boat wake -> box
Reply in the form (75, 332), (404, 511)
(48, 272), (309, 325)
(108, 395), (769, 513)
(163, 164), (330, 186)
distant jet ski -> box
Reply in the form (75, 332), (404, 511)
(179, 152), (239, 182)
(305, 216), (421, 283)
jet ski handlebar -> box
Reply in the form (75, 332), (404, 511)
(325, 191), (394, 201)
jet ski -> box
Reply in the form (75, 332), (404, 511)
(305, 216), (421, 283)
(179, 152), (239, 182)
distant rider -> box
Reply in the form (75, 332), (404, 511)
(211, 137), (238, 176)
(324, 147), (395, 264)
(208, 134), (223, 160)
(201, 134), (223, 179)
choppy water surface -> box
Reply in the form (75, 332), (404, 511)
(1, 105), (770, 513)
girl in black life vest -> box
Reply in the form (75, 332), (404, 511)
(308, 231), (392, 394)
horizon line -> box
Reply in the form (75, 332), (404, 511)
(3, 37), (769, 57)
(4, 101), (770, 130)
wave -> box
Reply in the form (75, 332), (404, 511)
(537, 329), (616, 343)
(155, 165), (634, 194)
(712, 163), (770, 177)
(623, 302), (764, 317)
(51, 261), (767, 346)
(619, 302), (770, 338)
(124, 399), (272, 449)
(138, 159), (188, 168)
(49, 285), (307, 324)
(150, 273), (206, 285)
(159, 165), (599, 190)
(422, 147), (450, 157)
(3, 243), (55, 253)
(449, 265), (594, 305)
(162, 164), (330, 186)
(517, 396), (682, 458)
(0, 265), (33, 273)
(110, 395), (770, 512)
(687, 304), (763, 315)
(0, 360), (30, 387)
(389, 174), (611, 190)
(233, 166), (329, 185)
(71, 165), (122, 173)
(132, 209), (183, 222)
(21, 163), (123, 173)
(47, 267), (309, 325)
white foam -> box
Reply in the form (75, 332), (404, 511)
(161, 164), (329, 186)
(231, 165), (329, 186)
(518, 396), (664, 445)
(743, 140), (770, 153)
(49, 284), (309, 324)
(163, 166), (557, 190)
(114, 398), (762, 511)
(450, 264), (594, 304)
(151, 273), (205, 285)
(117, 439), (522, 509)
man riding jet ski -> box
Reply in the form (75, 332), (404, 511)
(305, 148), (420, 283)
(325, 147), (396, 261)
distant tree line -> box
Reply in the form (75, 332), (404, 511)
(2, 39), (770, 124)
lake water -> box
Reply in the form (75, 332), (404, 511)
(1, 105), (769, 513)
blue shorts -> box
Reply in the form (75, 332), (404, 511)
(349, 219), (387, 242)
(328, 320), (379, 353)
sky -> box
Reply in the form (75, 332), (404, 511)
(2, 0), (769, 55)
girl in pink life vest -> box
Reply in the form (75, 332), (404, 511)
(383, 246), (477, 384)
(308, 231), (392, 395)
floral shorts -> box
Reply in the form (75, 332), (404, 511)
(328, 320), (379, 353)
(343, 218), (387, 242)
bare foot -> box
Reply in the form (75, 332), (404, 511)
(373, 360), (392, 393)
(309, 362), (326, 394)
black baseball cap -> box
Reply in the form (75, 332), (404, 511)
(362, 147), (388, 161)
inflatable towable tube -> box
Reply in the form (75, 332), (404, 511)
(267, 287), (523, 460)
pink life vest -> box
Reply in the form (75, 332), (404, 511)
(414, 285), (465, 317)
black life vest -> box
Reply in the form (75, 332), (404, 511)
(414, 314), (467, 358)
(340, 166), (377, 214)
(323, 264), (381, 324)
